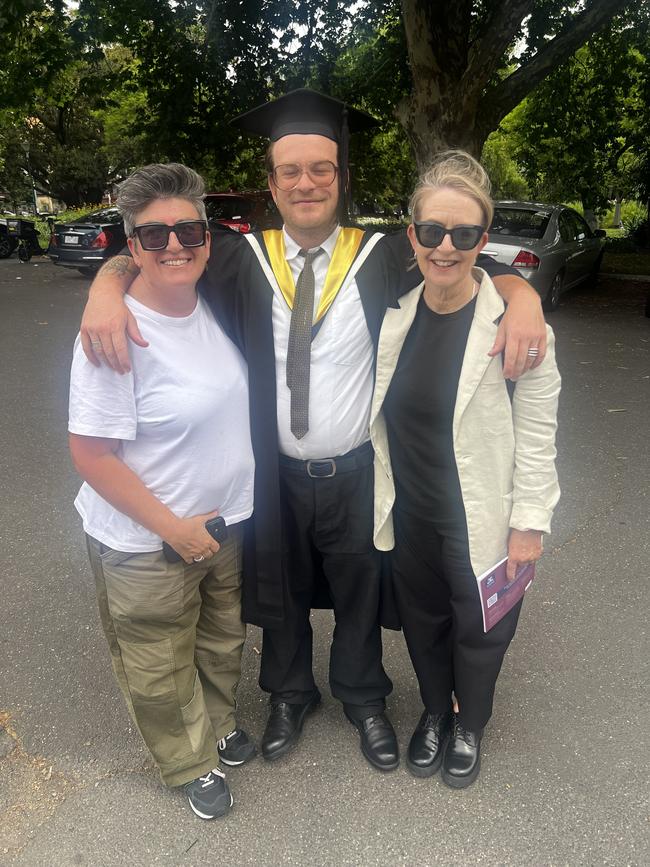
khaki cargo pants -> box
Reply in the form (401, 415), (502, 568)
(86, 523), (246, 787)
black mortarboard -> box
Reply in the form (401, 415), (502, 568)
(232, 88), (379, 224)
(231, 88), (378, 143)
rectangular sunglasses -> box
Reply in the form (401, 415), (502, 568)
(133, 220), (207, 251)
(413, 221), (485, 251)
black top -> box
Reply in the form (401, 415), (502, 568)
(384, 294), (477, 526)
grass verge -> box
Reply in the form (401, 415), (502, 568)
(601, 251), (650, 276)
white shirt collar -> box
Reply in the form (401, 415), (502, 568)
(283, 224), (341, 263)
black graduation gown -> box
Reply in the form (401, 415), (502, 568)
(198, 225), (519, 630)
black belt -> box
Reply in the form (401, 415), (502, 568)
(279, 441), (373, 478)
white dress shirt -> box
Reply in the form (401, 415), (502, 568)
(274, 226), (374, 459)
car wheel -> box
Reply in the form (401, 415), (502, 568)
(0, 236), (16, 258)
(17, 241), (31, 262)
(543, 271), (563, 312)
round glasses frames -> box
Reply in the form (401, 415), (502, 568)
(271, 161), (338, 191)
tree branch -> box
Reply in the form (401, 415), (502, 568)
(464, 0), (535, 92)
(481, 0), (633, 131)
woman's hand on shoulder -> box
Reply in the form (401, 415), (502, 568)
(506, 528), (543, 581)
(80, 256), (146, 374)
(489, 276), (547, 380)
(164, 510), (221, 564)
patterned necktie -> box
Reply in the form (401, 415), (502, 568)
(286, 247), (324, 439)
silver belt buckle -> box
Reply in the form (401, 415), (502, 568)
(306, 458), (336, 478)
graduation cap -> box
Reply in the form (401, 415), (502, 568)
(232, 88), (379, 222)
(232, 88), (377, 142)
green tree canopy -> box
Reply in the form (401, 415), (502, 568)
(1, 0), (647, 211)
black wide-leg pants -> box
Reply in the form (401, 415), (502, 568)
(259, 456), (392, 719)
(392, 509), (521, 731)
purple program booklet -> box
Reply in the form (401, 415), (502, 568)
(475, 556), (536, 632)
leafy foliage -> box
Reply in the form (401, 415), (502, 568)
(0, 0), (646, 214)
(503, 21), (649, 213)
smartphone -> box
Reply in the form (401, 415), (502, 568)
(205, 516), (228, 544)
(162, 517), (228, 563)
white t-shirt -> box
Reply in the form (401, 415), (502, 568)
(273, 226), (375, 460)
(69, 293), (254, 552)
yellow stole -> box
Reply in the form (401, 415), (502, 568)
(262, 227), (365, 323)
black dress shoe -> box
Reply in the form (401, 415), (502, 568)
(261, 693), (321, 761)
(441, 717), (482, 788)
(406, 709), (453, 778)
(345, 711), (399, 772)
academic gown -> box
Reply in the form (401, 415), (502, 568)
(198, 224), (519, 630)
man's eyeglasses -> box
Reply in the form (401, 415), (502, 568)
(271, 161), (338, 191)
(413, 222), (485, 251)
(132, 220), (207, 251)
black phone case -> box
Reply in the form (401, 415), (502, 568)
(162, 518), (228, 563)
(205, 516), (228, 543)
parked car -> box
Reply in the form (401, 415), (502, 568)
(204, 190), (281, 233)
(47, 192), (280, 276)
(484, 201), (606, 310)
(48, 207), (127, 276)
(0, 216), (46, 259)
(0, 218), (16, 258)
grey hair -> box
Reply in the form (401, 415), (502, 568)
(117, 163), (207, 236)
(410, 150), (493, 228)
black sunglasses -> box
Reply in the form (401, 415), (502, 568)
(132, 220), (207, 251)
(413, 221), (485, 251)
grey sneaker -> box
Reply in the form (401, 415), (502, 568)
(217, 728), (257, 766)
(183, 768), (233, 820)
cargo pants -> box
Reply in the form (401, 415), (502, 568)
(86, 523), (245, 787)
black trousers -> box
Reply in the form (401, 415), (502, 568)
(259, 451), (392, 719)
(392, 509), (521, 731)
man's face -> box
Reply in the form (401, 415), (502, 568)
(268, 134), (340, 238)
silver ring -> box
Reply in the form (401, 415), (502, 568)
(527, 348), (540, 357)
(193, 555), (205, 563)
(91, 340), (103, 349)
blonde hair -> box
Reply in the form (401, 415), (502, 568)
(409, 150), (493, 228)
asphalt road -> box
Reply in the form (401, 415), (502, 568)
(1, 256), (648, 867)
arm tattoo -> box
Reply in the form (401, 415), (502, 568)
(97, 256), (140, 278)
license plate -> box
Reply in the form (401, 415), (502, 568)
(64, 235), (79, 245)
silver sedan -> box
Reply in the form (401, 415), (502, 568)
(483, 201), (606, 311)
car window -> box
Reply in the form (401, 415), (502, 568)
(570, 211), (593, 240)
(559, 211), (577, 243)
(205, 196), (253, 220)
(490, 208), (550, 239)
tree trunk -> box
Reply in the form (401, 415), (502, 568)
(399, 0), (633, 171)
(398, 0), (484, 168)
(396, 91), (483, 169)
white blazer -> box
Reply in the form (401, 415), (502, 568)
(371, 267), (561, 578)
